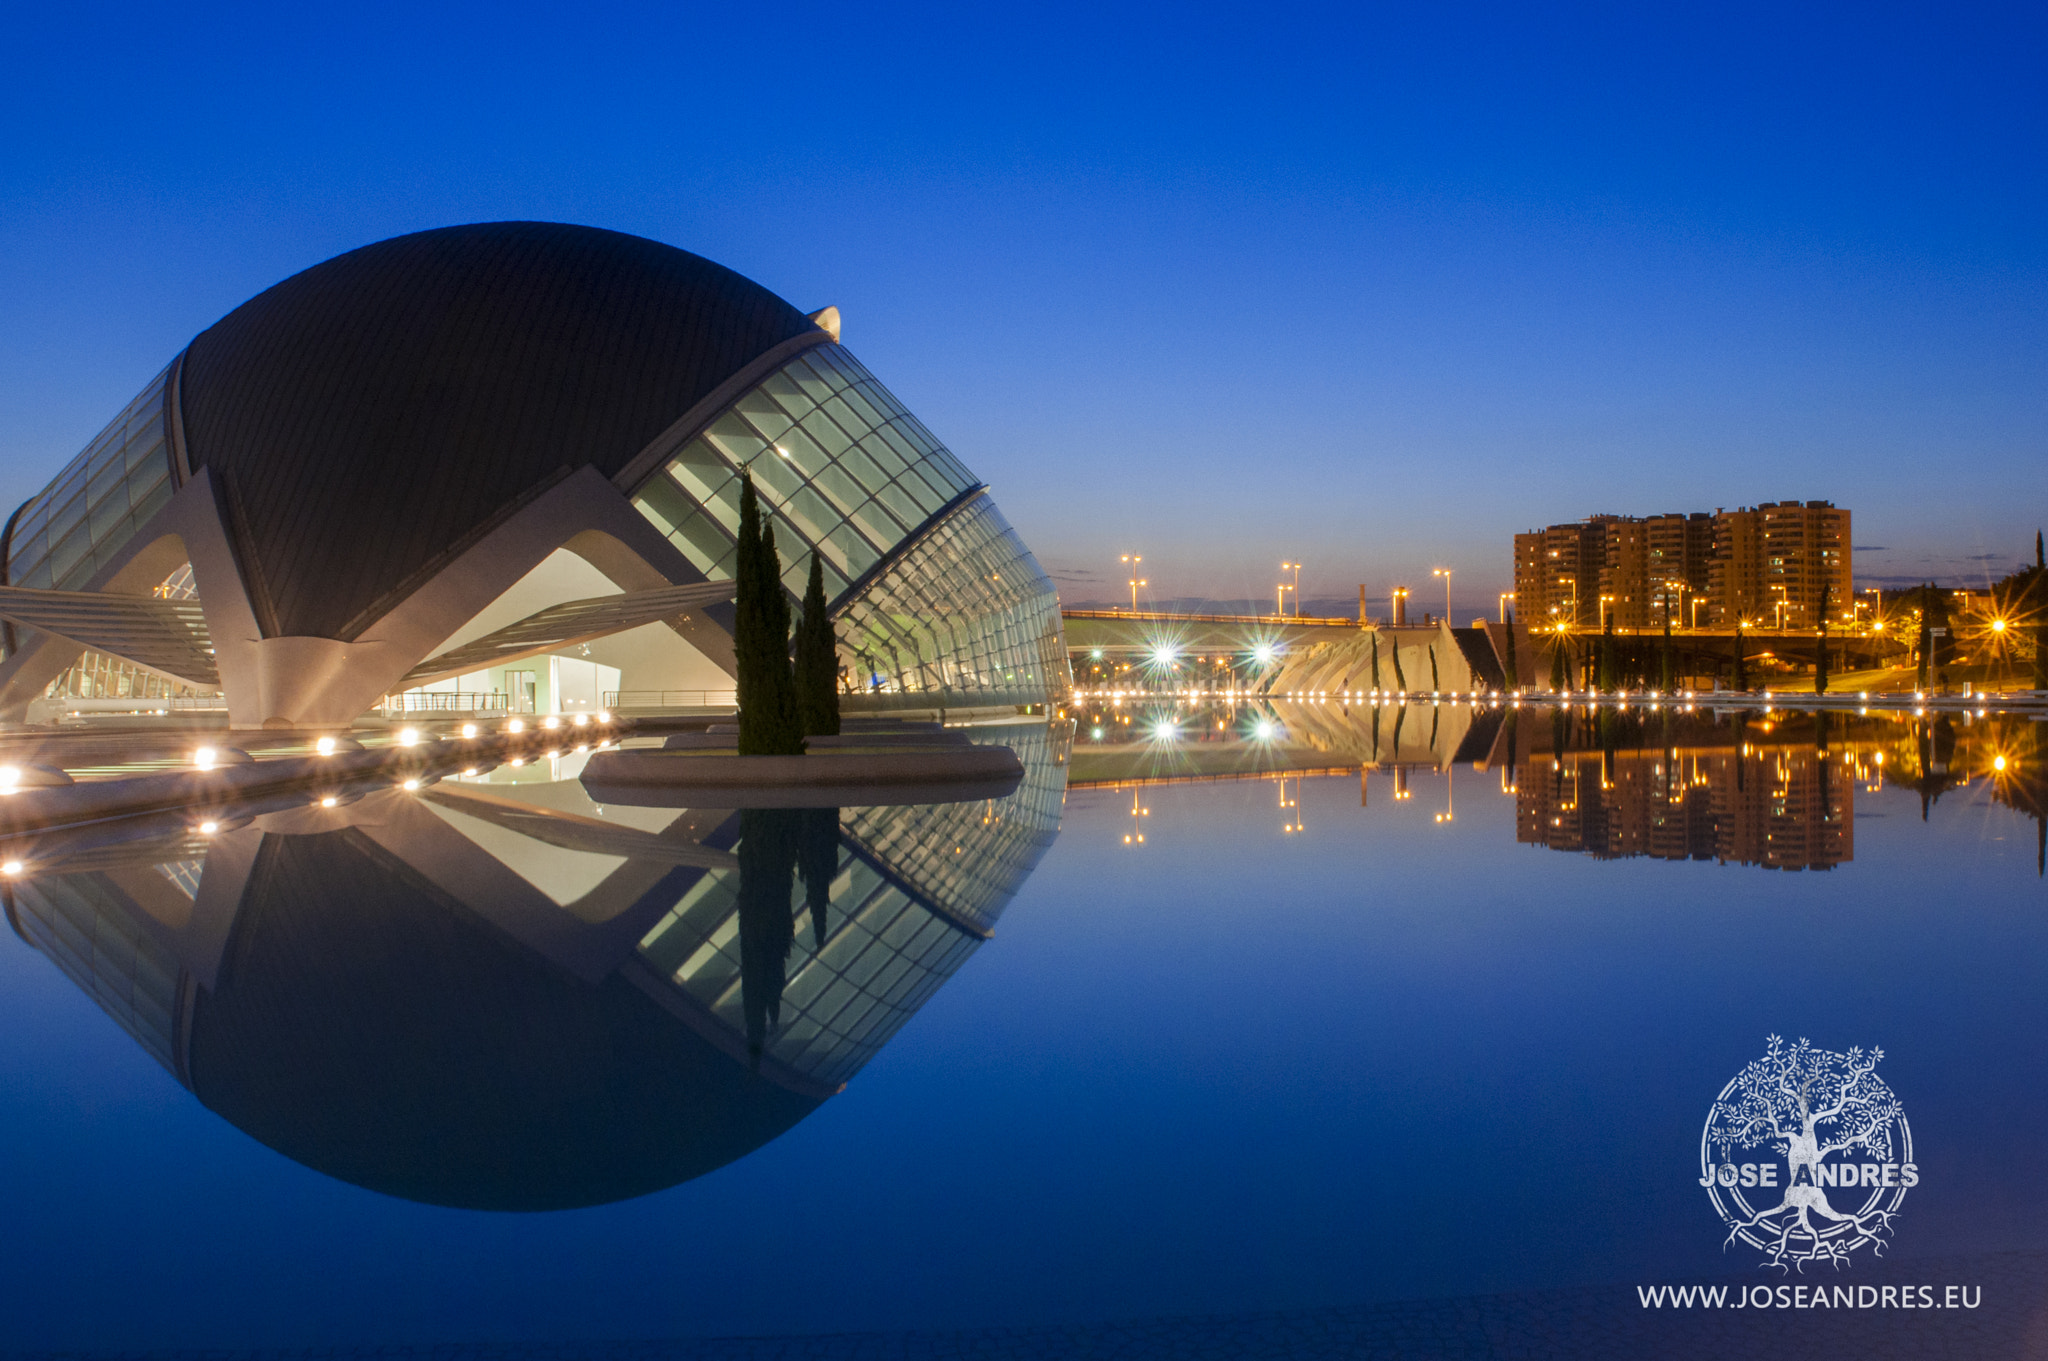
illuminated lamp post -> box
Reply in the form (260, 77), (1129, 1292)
(1120, 553), (1145, 613)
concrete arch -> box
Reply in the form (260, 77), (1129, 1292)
(0, 465), (738, 730)
(0, 518), (209, 720)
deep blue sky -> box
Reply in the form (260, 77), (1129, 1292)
(2, 2), (2042, 612)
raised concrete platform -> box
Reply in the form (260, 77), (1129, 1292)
(0, 723), (629, 842)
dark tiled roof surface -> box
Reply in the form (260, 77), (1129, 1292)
(178, 222), (816, 639)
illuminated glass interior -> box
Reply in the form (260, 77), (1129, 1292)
(631, 344), (979, 602)
(39, 564), (212, 706)
(834, 493), (1064, 709)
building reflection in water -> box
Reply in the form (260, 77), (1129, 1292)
(1070, 695), (2042, 874)
(1512, 731), (1856, 869)
(0, 721), (1069, 1210)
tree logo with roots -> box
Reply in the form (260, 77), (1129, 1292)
(1699, 1035), (1917, 1271)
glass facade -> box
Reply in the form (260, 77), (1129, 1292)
(635, 720), (1070, 1085)
(834, 493), (1065, 710)
(12, 871), (185, 1075)
(42, 651), (208, 705)
(628, 342), (1064, 709)
(3, 366), (176, 595)
(40, 565), (211, 705)
(631, 344), (979, 602)
(636, 844), (980, 1089)
(840, 719), (1069, 936)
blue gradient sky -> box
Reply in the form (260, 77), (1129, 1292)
(2, 2), (2041, 612)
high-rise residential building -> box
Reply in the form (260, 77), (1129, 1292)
(1515, 502), (1849, 632)
(1513, 520), (1606, 632)
(1644, 513), (1715, 626)
(1705, 501), (1852, 629)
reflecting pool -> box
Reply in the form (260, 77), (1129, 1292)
(2, 704), (2044, 1355)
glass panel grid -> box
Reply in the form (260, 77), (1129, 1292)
(15, 874), (183, 1074)
(5, 366), (174, 597)
(632, 722), (1069, 1086)
(841, 721), (1070, 935)
(42, 565), (211, 703)
(633, 344), (980, 610)
(836, 494), (1067, 710)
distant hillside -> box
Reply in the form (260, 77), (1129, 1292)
(1058, 595), (1464, 622)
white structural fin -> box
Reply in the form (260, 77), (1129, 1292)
(808, 306), (842, 343)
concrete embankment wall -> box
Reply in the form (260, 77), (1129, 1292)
(1265, 623), (1485, 697)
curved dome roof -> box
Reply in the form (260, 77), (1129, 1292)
(178, 221), (820, 639)
(187, 828), (819, 1211)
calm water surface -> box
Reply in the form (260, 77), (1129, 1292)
(1, 707), (2042, 1350)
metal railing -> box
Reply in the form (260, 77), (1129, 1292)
(1061, 608), (1364, 627)
(603, 689), (738, 710)
(51, 694), (228, 713)
(379, 691), (511, 713)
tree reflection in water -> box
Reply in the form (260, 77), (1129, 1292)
(737, 807), (845, 1063)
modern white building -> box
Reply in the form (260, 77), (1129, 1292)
(0, 222), (1066, 727)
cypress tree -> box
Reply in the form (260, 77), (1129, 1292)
(735, 474), (803, 755)
(1550, 632), (1569, 691)
(1659, 614), (1673, 692)
(2030, 532), (2046, 692)
(1503, 609), (1518, 689)
(797, 806), (838, 951)
(794, 553), (841, 736)
(1915, 583), (1936, 690)
(1370, 632), (1381, 690)
(1732, 621), (1749, 692)
(736, 807), (799, 1064)
(1814, 583), (1831, 694)
(2035, 551), (2047, 692)
(1598, 616), (1617, 693)
(1428, 645), (1439, 691)
(1392, 640), (1408, 692)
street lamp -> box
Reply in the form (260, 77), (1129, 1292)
(1432, 567), (1453, 625)
(1279, 561), (1302, 618)
(1499, 591), (1515, 624)
(1120, 553), (1145, 613)
(1598, 594), (1614, 630)
(1391, 586), (1410, 627)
